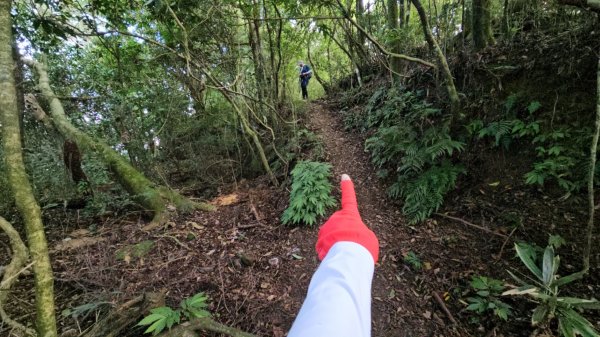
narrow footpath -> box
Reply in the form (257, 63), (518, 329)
(306, 102), (462, 337)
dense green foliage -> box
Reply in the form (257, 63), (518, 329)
(468, 94), (591, 194)
(353, 87), (464, 223)
(281, 161), (336, 226)
(1, 0), (599, 336)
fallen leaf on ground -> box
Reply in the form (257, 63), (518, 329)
(211, 193), (240, 206)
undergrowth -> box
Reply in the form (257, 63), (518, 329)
(350, 86), (464, 224)
(281, 161), (336, 226)
(468, 94), (592, 194)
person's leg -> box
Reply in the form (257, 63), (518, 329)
(301, 82), (308, 99)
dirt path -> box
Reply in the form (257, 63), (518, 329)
(306, 102), (456, 337)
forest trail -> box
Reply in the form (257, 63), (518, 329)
(306, 101), (443, 337)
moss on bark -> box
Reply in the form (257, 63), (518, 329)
(473, 0), (494, 50)
(411, 0), (461, 118)
(24, 58), (215, 223)
(0, 3), (58, 336)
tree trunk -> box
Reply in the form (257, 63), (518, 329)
(63, 139), (90, 186)
(264, 2), (278, 101)
(24, 57), (215, 224)
(272, 1), (284, 103)
(502, 0), (510, 37)
(473, 0), (494, 50)
(399, 0), (406, 26)
(387, 0), (403, 77)
(356, 0), (367, 47)
(411, 0), (460, 117)
(583, 50), (600, 272)
(405, 0), (411, 26)
(0, 3), (58, 337)
(247, 0), (269, 103)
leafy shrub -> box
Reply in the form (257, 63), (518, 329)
(138, 292), (210, 336)
(503, 238), (600, 337)
(364, 87), (464, 224)
(470, 97), (589, 194)
(294, 128), (325, 161)
(391, 162), (464, 222)
(466, 276), (512, 321)
(281, 161), (336, 226)
(469, 100), (542, 150)
(342, 109), (367, 132)
(403, 251), (422, 271)
(525, 128), (581, 193)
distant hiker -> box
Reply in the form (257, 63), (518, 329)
(288, 174), (379, 337)
(298, 61), (312, 100)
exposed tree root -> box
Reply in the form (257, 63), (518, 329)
(158, 317), (257, 337)
(82, 292), (255, 337)
(0, 217), (35, 337)
(83, 293), (165, 337)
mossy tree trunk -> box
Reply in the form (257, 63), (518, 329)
(411, 0), (461, 118)
(387, 0), (403, 77)
(0, 2), (58, 336)
(356, 0), (366, 47)
(24, 57), (215, 224)
(583, 50), (600, 272)
(473, 0), (494, 50)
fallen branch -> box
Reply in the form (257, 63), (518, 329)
(159, 317), (257, 337)
(434, 213), (508, 239)
(496, 226), (518, 260)
(433, 291), (458, 325)
(83, 293), (165, 337)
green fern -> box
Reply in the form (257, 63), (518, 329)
(281, 161), (336, 226)
(478, 120), (515, 149)
(138, 292), (210, 336)
(396, 162), (465, 224)
(364, 88), (465, 224)
(504, 93), (520, 113)
(404, 251), (423, 270)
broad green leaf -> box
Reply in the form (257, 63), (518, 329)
(145, 316), (167, 336)
(495, 306), (509, 321)
(138, 313), (164, 326)
(515, 243), (542, 281)
(553, 271), (585, 288)
(471, 277), (487, 290)
(476, 290), (490, 297)
(542, 246), (556, 286)
(557, 297), (600, 310)
(558, 308), (600, 337)
(151, 307), (175, 316)
(532, 304), (549, 325)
